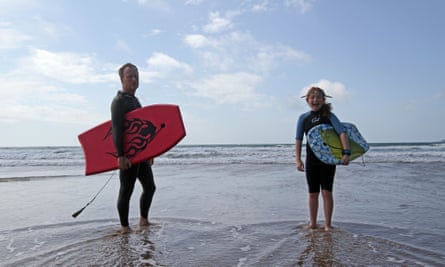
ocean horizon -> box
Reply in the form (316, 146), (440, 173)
(2, 139), (445, 147)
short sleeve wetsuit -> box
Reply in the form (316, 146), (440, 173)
(111, 91), (156, 227)
(296, 111), (346, 193)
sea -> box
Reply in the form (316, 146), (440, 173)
(1, 142), (444, 266)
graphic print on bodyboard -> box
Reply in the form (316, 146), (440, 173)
(103, 118), (166, 159)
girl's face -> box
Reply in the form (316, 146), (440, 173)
(306, 93), (325, 112)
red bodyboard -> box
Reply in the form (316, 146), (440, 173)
(78, 104), (186, 175)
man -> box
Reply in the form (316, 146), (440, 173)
(111, 63), (156, 234)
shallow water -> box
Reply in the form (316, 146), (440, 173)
(2, 219), (444, 266)
(1, 145), (445, 266)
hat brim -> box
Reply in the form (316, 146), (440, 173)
(300, 94), (332, 98)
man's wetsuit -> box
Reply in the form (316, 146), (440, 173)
(296, 111), (345, 193)
(111, 91), (156, 227)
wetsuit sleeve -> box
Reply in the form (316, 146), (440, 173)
(329, 113), (346, 135)
(111, 98), (125, 157)
(295, 112), (308, 141)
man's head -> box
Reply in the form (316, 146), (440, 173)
(119, 63), (139, 95)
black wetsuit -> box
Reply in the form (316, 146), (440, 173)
(111, 91), (156, 227)
(296, 111), (338, 193)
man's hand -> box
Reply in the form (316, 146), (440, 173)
(118, 156), (132, 170)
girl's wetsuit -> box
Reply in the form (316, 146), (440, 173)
(296, 111), (345, 193)
(111, 91), (156, 227)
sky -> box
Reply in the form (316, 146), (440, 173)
(1, 0), (444, 146)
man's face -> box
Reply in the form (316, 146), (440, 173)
(121, 66), (139, 95)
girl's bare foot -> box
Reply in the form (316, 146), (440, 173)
(303, 224), (318, 230)
(324, 225), (333, 231)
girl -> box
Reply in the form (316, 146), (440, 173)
(295, 87), (350, 231)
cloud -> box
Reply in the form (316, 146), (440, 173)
(203, 12), (233, 33)
(434, 91), (444, 99)
(182, 4), (310, 74)
(139, 52), (193, 83)
(401, 91), (444, 112)
(0, 103), (102, 125)
(0, 47), (111, 126)
(147, 52), (193, 73)
(136, 0), (170, 10)
(184, 31), (254, 71)
(184, 34), (210, 48)
(185, 0), (203, 5)
(284, 0), (316, 14)
(252, 1), (270, 12)
(0, 75), (102, 125)
(403, 100), (417, 112)
(0, 23), (32, 49)
(31, 16), (65, 39)
(252, 43), (310, 72)
(0, 75), (86, 103)
(114, 39), (131, 52)
(149, 28), (163, 36)
(301, 79), (349, 101)
(0, 0), (39, 15)
(184, 31), (309, 73)
(26, 48), (115, 84)
(190, 72), (262, 104)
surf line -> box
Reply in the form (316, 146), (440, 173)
(72, 172), (116, 218)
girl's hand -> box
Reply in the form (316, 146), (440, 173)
(341, 155), (350, 165)
(296, 160), (305, 172)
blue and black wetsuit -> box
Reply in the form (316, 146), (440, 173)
(296, 111), (345, 193)
(111, 91), (156, 227)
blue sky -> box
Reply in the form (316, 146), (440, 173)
(1, 0), (444, 146)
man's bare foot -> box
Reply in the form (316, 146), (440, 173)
(139, 217), (150, 227)
(118, 226), (132, 234)
(303, 224), (318, 230)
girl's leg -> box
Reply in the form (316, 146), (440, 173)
(308, 192), (319, 229)
(322, 189), (334, 231)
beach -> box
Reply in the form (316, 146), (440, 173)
(1, 144), (445, 266)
